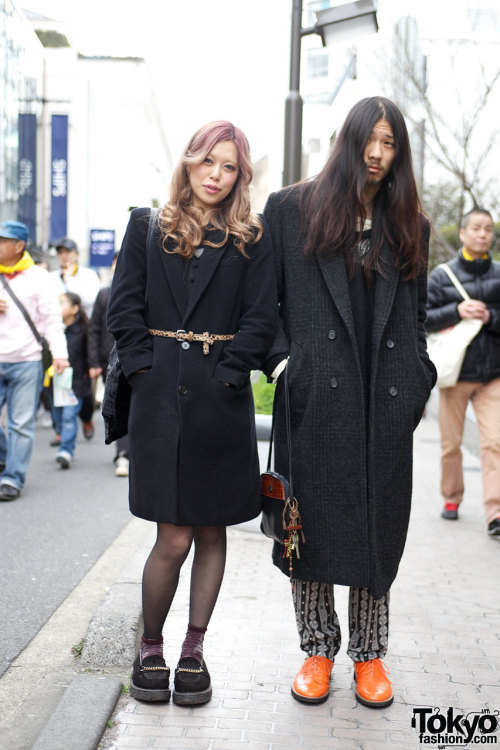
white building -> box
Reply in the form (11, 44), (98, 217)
(3, 5), (172, 266)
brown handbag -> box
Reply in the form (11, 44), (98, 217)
(260, 365), (305, 576)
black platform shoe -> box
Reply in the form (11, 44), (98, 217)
(130, 653), (171, 702)
(173, 657), (212, 705)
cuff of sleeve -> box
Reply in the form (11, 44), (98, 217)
(270, 358), (288, 383)
(119, 350), (153, 380)
(213, 363), (249, 390)
(263, 353), (289, 380)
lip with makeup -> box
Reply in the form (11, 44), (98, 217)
(203, 184), (221, 195)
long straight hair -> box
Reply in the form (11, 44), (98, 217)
(301, 96), (425, 278)
(159, 121), (262, 258)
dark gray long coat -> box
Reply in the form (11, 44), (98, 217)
(107, 208), (278, 526)
(263, 188), (436, 599)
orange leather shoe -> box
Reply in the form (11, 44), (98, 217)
(353, 658), (393, 708)
(291, 655), (333, 704)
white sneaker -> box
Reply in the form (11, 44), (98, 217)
(56, 451), (72, 470)
(115, 456), (129, 477)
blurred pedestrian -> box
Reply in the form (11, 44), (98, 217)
(426, 207), (500, 536)
(50, 238), (99, 440)
(52, 292), (92, 469)
(88, 252), (129, 476)
(29, 244), (54, 428)
(107, 121), (277, 705)
(0, 221), (68, 501)
(263, 97), (436, 707)
(50, 237), (100, 316)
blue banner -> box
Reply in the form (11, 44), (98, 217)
(50, 114), (68, 243)
(89, 229), (115, 267)
(18, 113), (37, 240)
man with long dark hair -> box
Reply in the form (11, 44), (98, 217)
(263, 97), (436, 707)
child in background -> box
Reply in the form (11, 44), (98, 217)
(53, 292), (92, 469)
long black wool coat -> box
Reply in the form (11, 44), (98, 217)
(107, 207), (278, 526)
(263, 188), (437, 599)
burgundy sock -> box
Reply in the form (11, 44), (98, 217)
(180, 623), (207, 663)
(140, 634), (163, 660)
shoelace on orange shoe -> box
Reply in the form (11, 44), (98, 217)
(301, 656), (332, 676)
(356, 658), (390, 679)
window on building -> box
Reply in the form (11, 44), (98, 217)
(468, 8), (500, 33)
(305, 0), (331, 27)
(307, 48), (329, 79)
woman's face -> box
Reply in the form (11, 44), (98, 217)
(188, 140), (239, 213)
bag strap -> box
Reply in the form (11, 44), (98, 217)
(438, 263), (471, 302)
(0, 273), (43, 344)
(266, 365), (293, 497)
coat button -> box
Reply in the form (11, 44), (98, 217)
(328, 330), (337, 340)
(388, 386), (398, 396)
(386, 339), (395, 348)
(181, 341), (190, 350)
(178, 384), (188, 395)
(330, 377), (338, 388)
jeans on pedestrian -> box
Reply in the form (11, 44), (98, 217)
(52, 398), (83, 458)
(0, 360), (43, 490)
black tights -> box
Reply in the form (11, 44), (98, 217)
(142, 523), (227, 640)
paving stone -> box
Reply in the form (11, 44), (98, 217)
(98, 416), (498, 750)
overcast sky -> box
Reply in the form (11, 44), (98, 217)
(20, 0), (499, 164)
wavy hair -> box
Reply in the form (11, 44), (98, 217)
(301, 96), (425, 278)
(159, 121), (262, 258)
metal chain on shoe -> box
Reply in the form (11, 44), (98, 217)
(175, 666), (204, 674)
(140, 665), (170, 672)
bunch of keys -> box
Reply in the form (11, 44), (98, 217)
(283, 498), (306, 577)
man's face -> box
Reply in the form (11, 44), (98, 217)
(363, 118), (396, 188)
(459, 212), (494, 260)
(0, 237), (25, 266)
(57, 247), (78, 269)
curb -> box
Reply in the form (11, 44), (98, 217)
(80, 530), (150, 669)
(32, 675), (123, 750)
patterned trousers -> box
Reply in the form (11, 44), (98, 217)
(292, 580), (390, 663)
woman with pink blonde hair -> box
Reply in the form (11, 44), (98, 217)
(107, 121), (277, 706)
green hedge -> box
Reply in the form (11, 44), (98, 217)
(252, 373), (275, 415)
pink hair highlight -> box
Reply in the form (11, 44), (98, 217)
(159, 121), (261, 258)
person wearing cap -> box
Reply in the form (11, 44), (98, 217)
(49, 237), (100, 318)
(49, 237), (100, 439)
(0, 221), (69, 501)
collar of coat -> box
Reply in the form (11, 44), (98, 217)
(457, 249), (491, 276)
(159, 230), (238, 323)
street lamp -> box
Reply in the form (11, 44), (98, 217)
(283, 0), (378, 187)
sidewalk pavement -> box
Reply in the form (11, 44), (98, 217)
(5, 395), (500, 749)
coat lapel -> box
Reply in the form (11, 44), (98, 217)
(157, 238), (188, 319)
(316, 252), (357, 344)
(371, 241), (400, 354)
(182, 229), (228, 325)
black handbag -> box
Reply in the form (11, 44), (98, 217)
(260, 365), (305, 576)
(101, 207), (158, 444)
(102, 342), (130, 444)
(0, 273), (53, 370)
